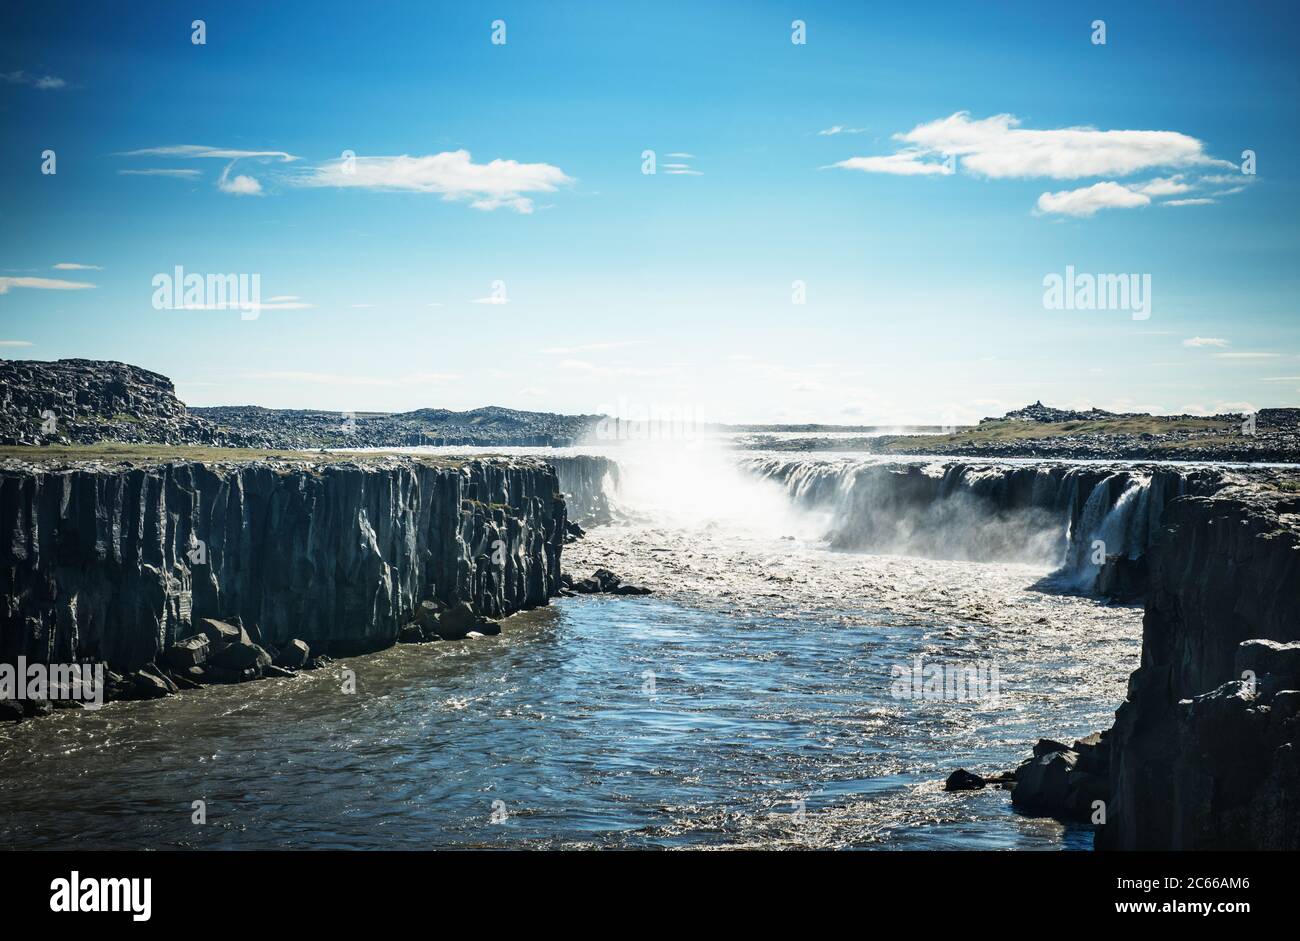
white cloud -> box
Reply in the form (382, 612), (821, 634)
(217, 164), (263, 196)
(52, 262), (102, 271)
(1133, 176), (1191, 196)
(470, 294), (509, 305)
(1183, 336), (1229, 348)
(1035, 181), (1150, 217)
(1214, 352), (1281, 360)
(817, 125), (867, 136)
(831, 152), (952, 176)
(0, 340), (33, 347)
(1164, 197), (1215, 207)
(2, 71), (67, 90)
(896, 112), (1229, 179)
(296, 150), (572, 214)
(119, 145), (298, 161)
(0, 276), (96, 294)
(665, 152), (694, 158)
(1259, 376), (1300, 382)
(118, 169), (202, 178)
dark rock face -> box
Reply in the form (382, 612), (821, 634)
(189, 404), (601, 450)
(1099, 486), (1300, 849)
(0, 358), (238, 447)
(0, 457), (566, 671)
(549, 456), (620, 526)
(0, 357), (604, 450)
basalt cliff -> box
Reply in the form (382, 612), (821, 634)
(1, 456), (566, 672)
(1098, 483), (1300, 849)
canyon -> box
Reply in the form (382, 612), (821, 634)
(1, 359), (1298, 849)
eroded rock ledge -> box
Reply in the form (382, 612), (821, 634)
(1, 455), (565, 672)
(1097, 483), (1300, 849)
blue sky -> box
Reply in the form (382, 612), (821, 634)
(1, 0), (1297, 423)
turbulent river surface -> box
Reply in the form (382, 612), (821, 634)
(0, 445), (1143, 850)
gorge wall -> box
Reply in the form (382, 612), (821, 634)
(1, 457), (566, 671)
(549, 455), (621, 525)
(1098, 484), (1300, 849)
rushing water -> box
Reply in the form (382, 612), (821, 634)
(0, 444), (1143, 850)
(0, 581), (1129, 851)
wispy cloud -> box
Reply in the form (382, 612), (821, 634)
(1164, 197), (1216, 207)
(1214, 352), (1281, 361)
(118, 168), (202, 178)
(295, 150), (573, 214)
(2, 70), (67, 90)
(0, 340), (33, 347)
(119, 145), (298, 161)
(830, 153), (952, 176)
(1183, 336), (1229, 348)
(119, 145), (296, 197)
(52, 262), (102, 271)
(817, 125), (867, 136)
(1036, 181), (1150, 217)
(0, 276), (96, 294)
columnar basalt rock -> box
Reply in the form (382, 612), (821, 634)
(549, 455), (620, 525)
(1098, 484), (1300, 849)
(0, 456), (566, 671)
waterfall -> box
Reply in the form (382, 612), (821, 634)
(736, 457), (1226, 595)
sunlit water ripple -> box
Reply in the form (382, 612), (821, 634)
(0, 578), (1129, 849)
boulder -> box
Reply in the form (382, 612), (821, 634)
(433, 601), (480, 640)
(209, 641), (272, 673)
(1013, 750), (1078, 813)
(398, 623), (425, 644)
(1032, 738), (1071, 758)
(125, 666), (178, 700)
(1073, 731), (1110, 775)
(413, 599), (445, 629)
(613, 583), (652, 596)
(197, 618), (249, 649)
(944, 769), (986, 791)
(262, 664), (296, 679)
(0, 700), (25, 723)
(201, 664), (244, 684)
(274, 639), (311, 669)
(163, 634), (211, 670)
